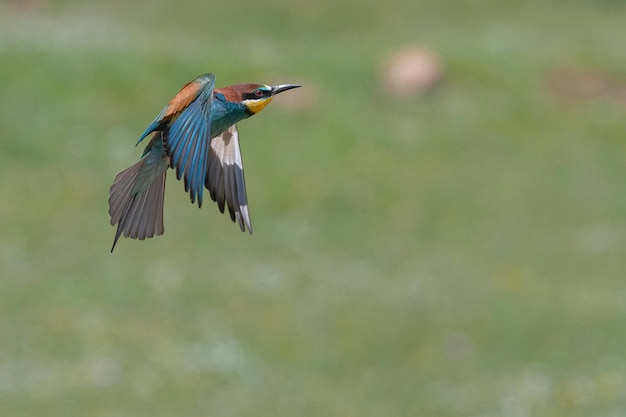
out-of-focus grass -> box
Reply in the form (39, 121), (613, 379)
(1, 0), (625, 416)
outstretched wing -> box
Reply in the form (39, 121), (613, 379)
(206, 125), (253, 234)
(163, 95), (213, 207)
(137, 73), (215, 208)
(137, 73), (215, 144)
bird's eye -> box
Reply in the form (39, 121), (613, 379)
(254, 90), (264, 98)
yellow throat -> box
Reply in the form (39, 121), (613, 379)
(244, 96), (274, 114)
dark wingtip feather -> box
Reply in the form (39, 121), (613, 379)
(205, 125), (254, 234)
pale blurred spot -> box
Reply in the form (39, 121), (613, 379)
(381, 46), (442, 96)
(179, 337), (246, 374)
(85, 356), (121, 387)
(273, 214), (317, 247)
(246, 264), (286, 295)
(575, 223), (624, 254)
(442, 331), (473, 361)
(501, 369), (552, 417)
(143, 259), (184, 296)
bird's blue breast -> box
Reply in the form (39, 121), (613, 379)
(209, 94), (252, 138)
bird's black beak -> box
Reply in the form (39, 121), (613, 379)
(271, 84), (301, 96)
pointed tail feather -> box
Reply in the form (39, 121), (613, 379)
(109, 139), (168, 252)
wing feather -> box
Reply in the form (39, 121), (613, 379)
(163, 87), (213, 207)
(137, 73), (215, 146)
(206, 125), (252, 233)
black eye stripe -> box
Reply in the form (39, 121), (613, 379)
(244, 89), (269, 100)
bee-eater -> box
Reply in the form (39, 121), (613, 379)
(108, 73), (300, 252)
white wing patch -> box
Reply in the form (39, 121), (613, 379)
(206, 125), (253, 233)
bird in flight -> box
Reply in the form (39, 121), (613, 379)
(108, 73), (300, 251)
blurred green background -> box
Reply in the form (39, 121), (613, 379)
(1, 0), (625, 416)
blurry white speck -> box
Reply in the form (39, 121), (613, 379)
(575, 223), (624, 254)
(500, 369), (552, 417)
(86, 356), (121, 387)
(144, 260), (183, 295)
(249, 264), (285, 294)
(180, 337), (246, 374)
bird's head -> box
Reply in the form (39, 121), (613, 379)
(216, 83), (301, 115)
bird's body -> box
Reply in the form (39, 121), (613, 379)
(109, 73), (300, 251)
